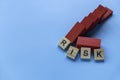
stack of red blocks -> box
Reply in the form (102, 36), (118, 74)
(58, 4), (113, 61)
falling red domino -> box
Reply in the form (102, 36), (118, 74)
(65, 22), (85, 43)
(94, 5), (108, 22)
(58, 22), (85, 50)
(88, 13), (99, 29)
(99, 7), (113, 23)
(81, 16), (94, 33)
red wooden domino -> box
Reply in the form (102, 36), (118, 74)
(65, 22), (85, 43)
(76, 36), (101, 50)
(81, 5), (108, 33)
(100, 7), (113, 23)
(58, 22), (85, 50)
(92, 5), (107, 22)
(95, 5), (112, 23)
(81, 16), (94, 33)
(92, 9), (106, 22)
(86, 13), (99, 31)
(88, 13), (99, 26)
(97, 5), (107, 13)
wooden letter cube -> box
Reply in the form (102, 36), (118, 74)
(81, 47), (91, 60)
(67, 46), (79, 60)
(58, 37), (70, 50)
(94, 49), (104, 61)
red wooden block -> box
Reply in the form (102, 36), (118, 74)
(87, 13), (99, 31)
(92, 9), (106, 22)
(92, 5), (107, 22)
(65, 22), (85, 43)
(97, 5), (107, 13)
(81, 16), (93, 33)
(100, 7), (113, 23)
(76, 36), (101, 50)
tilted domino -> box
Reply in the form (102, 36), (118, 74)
(58, 22), (85, 50)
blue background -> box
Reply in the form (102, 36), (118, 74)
(0, 0), (120, 80)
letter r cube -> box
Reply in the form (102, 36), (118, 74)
(58, 37), (70, 50)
